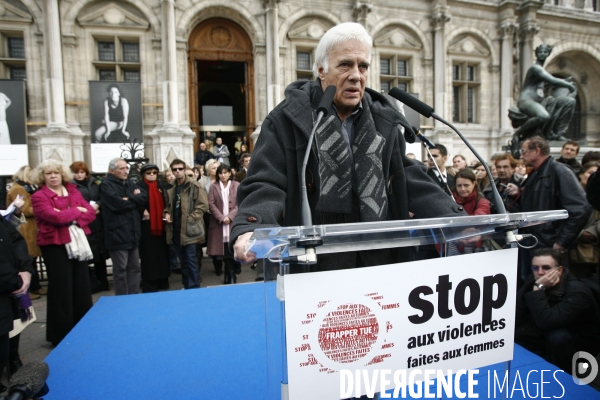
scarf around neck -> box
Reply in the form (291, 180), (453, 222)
(144, 179), (165, 236)
(313, 97), (388, 222)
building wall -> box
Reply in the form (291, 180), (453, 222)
(0, 0), (598, 171)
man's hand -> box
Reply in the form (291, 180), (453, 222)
(143, 209), (150, 220)
(534, 269), (561, 290)
(553, 242), (566, 254)
(133, 188), (141, 195)
(505, 183), (520, 197)
(164, 212), (172, 223)
(12, 271), (31, 297)
(579, 231), (596, 244)
(234, 232), (257, 263)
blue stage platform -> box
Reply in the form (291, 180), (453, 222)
(44, 282), (600, 399)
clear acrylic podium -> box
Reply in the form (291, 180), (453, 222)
(248, 210), (568, 399)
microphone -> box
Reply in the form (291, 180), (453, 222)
(7, 361), (50, 400)
(389, 88), (434, 118)
(387, 88), (538, 247)
(412, 126), (435, 149)
(294, 85), (336, 265)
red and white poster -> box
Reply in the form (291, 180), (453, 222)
(283, 248), (518, 399)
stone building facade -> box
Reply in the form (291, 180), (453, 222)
(0, 0), (599, 170)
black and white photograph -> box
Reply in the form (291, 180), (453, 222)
(89, 81), (143, 144)
(0, 80), (27, 145)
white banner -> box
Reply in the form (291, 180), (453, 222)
(284, 248), (518, 399)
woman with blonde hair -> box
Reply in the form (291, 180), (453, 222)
(4, 166), (43, 377)
(6, 166), (44, 298)
(30, 159), (95, 346)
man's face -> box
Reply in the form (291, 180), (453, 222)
(171, 163), (186, 181)
(111, 160), (129, 180)
(318, 40), (370, 119)
(561, 144), (578, 160)
(520, 142), (538, 167)
(495, 160), (514, 181)
(200, 143), (206, 151)
(453, 156), (466, 170)
(242, 156), (251, 169)
(531, 255), (563, 280)
(216, 138), (222, 146)
(428, 149), (446, 171)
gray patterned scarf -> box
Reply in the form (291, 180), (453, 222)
(314, 103), (388, 222)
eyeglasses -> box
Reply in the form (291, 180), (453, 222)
(520, 149), (531, 155)
(145, 171), (157, 175)
(172, 167), (184, 171)
(531, 265), (555, 271)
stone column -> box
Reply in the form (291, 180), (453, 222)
(43, 0), (68, 131)
(499, 22), (517, 131)
(263, 0), (280, 112)
(519, 22), (539, 83)
(431, 6), (451, 128)
(162, 0), (179, 129)
(28, 0), (73, 166)
(353, 1), (372, 30)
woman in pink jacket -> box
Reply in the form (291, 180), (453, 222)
(207, 165), (239, 284)
(30, 160), (95, 346)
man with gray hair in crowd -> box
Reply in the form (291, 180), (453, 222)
(100, 158), (147, 295)
(231, 22), (463, 272)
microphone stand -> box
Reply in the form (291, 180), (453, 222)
(429, 113), (527, 245)
(281, 86), (337, 268)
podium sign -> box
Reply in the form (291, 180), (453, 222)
(283, 249), (518, 399)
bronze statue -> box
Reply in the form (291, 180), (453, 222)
(508, 44), (577, 157)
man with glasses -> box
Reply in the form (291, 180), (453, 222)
(101, 158), (147, 295)
(164, 159), (208, 289)
(510, 136), (589, 280)
(515, 247), (600, 373)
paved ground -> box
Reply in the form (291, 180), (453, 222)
(11, 251), (261, 385)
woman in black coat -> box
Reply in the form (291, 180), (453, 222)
(70, 161), (109, 292)
(137, 164), (171, 292)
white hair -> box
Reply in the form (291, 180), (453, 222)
(312, 22), (373, 78)
(108, 158), (123, 172)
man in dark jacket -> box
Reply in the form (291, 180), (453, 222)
(515, 248), (600, 373)
(193, 142), (214, 169)
(101, 158), (147, 295)
(231, 22), (464, 270)
(556, 141), (581, 175)
(164, 159), (208, 289)
(509, 136), (590, 280)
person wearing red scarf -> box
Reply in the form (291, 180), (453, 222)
(137, 164), (171, 292)
(449, 168), (491, 254)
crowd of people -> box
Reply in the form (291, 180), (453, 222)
(0, 137), (252, 355)
(420, 138), (600, 373)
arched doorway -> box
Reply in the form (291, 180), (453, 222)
(188, 18), (255, 166)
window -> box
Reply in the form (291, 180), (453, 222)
(296, 50), (313, 81)
(379, 55), (411, 93)
(8, 38), (25, 59)
(452, 62), (480, 123)
(0, 33), (26, 80)
(94, 37), (141, 81)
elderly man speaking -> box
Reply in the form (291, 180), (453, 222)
(232, 22), (464, 270)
